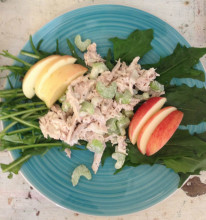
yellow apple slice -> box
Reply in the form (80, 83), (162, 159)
(35, 55), (77, 98)
(37, 64), (88, 108)
(137, 106), (177, 155)
(22, 55), (60, 98)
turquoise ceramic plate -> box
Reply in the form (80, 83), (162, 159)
(8, 5), (205, 216)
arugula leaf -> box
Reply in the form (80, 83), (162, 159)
(1, 154), (31, 174)
(1, 134), (25, 144)
(165, 85), (206, 125)
(143, 44), (206, 86)
(0, 147), (49, 175)
(66, 39), (86, 67)
(109, 29), (153, 63)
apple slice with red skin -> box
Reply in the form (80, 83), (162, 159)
(129, 97), (166, 144)
(137, 106), (177, 155)
(146, 109), (183, 156)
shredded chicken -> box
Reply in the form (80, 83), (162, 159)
(92, 152), (103, 174)
(84, 43), (104, 66)
(39, 43), (161, 174)
(65, 148), (71, 158)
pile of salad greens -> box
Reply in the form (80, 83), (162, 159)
(0, 29), (206, 186)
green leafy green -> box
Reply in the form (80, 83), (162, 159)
(102, 129), (206, 186)
(157, 130), (206, 158)
(66, 39), (86, 67)
(122, 130), (206, 186)
(143, 44), (206, 86)
(165, 85), (206, 125)
(101, 142), (115, 166)
(109, 29), (153, 63)
(105, 48), (114, 70)
(0, 147), (50, 175)
(164, 154), (206, 174)
(178, 173), (191, 187)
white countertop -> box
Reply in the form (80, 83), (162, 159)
(0, 0), (206, 219)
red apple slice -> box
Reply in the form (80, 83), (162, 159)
(129, 97), (166, 144)
(137, 106), (177, 155)
(146, 110), (183, 156)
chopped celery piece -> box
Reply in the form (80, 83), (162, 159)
(142, 92), (150, 99)
(91, 97), (102, 107)
(106, 118), (120, 135)
(86, 139), (104, 153)
(115, 89), (132, 104)
(80, 101), (94, 115)
(135, 92), (149, 100)
(74, 34), (91, 52)
(62, 101), (71, 112)
(59, 94), (66, 103)
(122, 110), (134, 118)
(150, 81), (164, 92)
(107, 115), (130, 136)
(89, 62), (108, 79)
(71, 164), (92, 186)
(117, 116), (130, 135)
(112, 152), (126, 169)
(96, 81), (117, 99)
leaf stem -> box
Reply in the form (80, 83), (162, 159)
(0, 65), (29, 72)
(14, 101), (45, 109)
(7, 143), (62, 151)
(3, 127), (34, 136)
(1, 154), (31, 173)
(9, 116), (40, 130)
(37, 39), (44, 50)
(0, 93), (25, 98)
(29, 36), (42, 57)
(0, 112), (37, 135)
(0, 106), (47, 120)
(0, 88), (22, 94)
(20, 50), (40, 59)
(1, 51), (32, 67)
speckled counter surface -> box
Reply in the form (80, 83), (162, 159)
(0, 0), (206, 219)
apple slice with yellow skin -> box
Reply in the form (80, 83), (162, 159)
(146, 110), (183, 156)
(129, 97), (166, 144)
(35, 55), (77, 98)
(37, 64), (88, 108)
(22, 55), (61, 99)
(137, 106), (177, 155)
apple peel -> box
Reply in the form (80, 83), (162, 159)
(146, 110), (183, 156)
(137, 106), (177, 155)
(129, 97), (166, 145)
